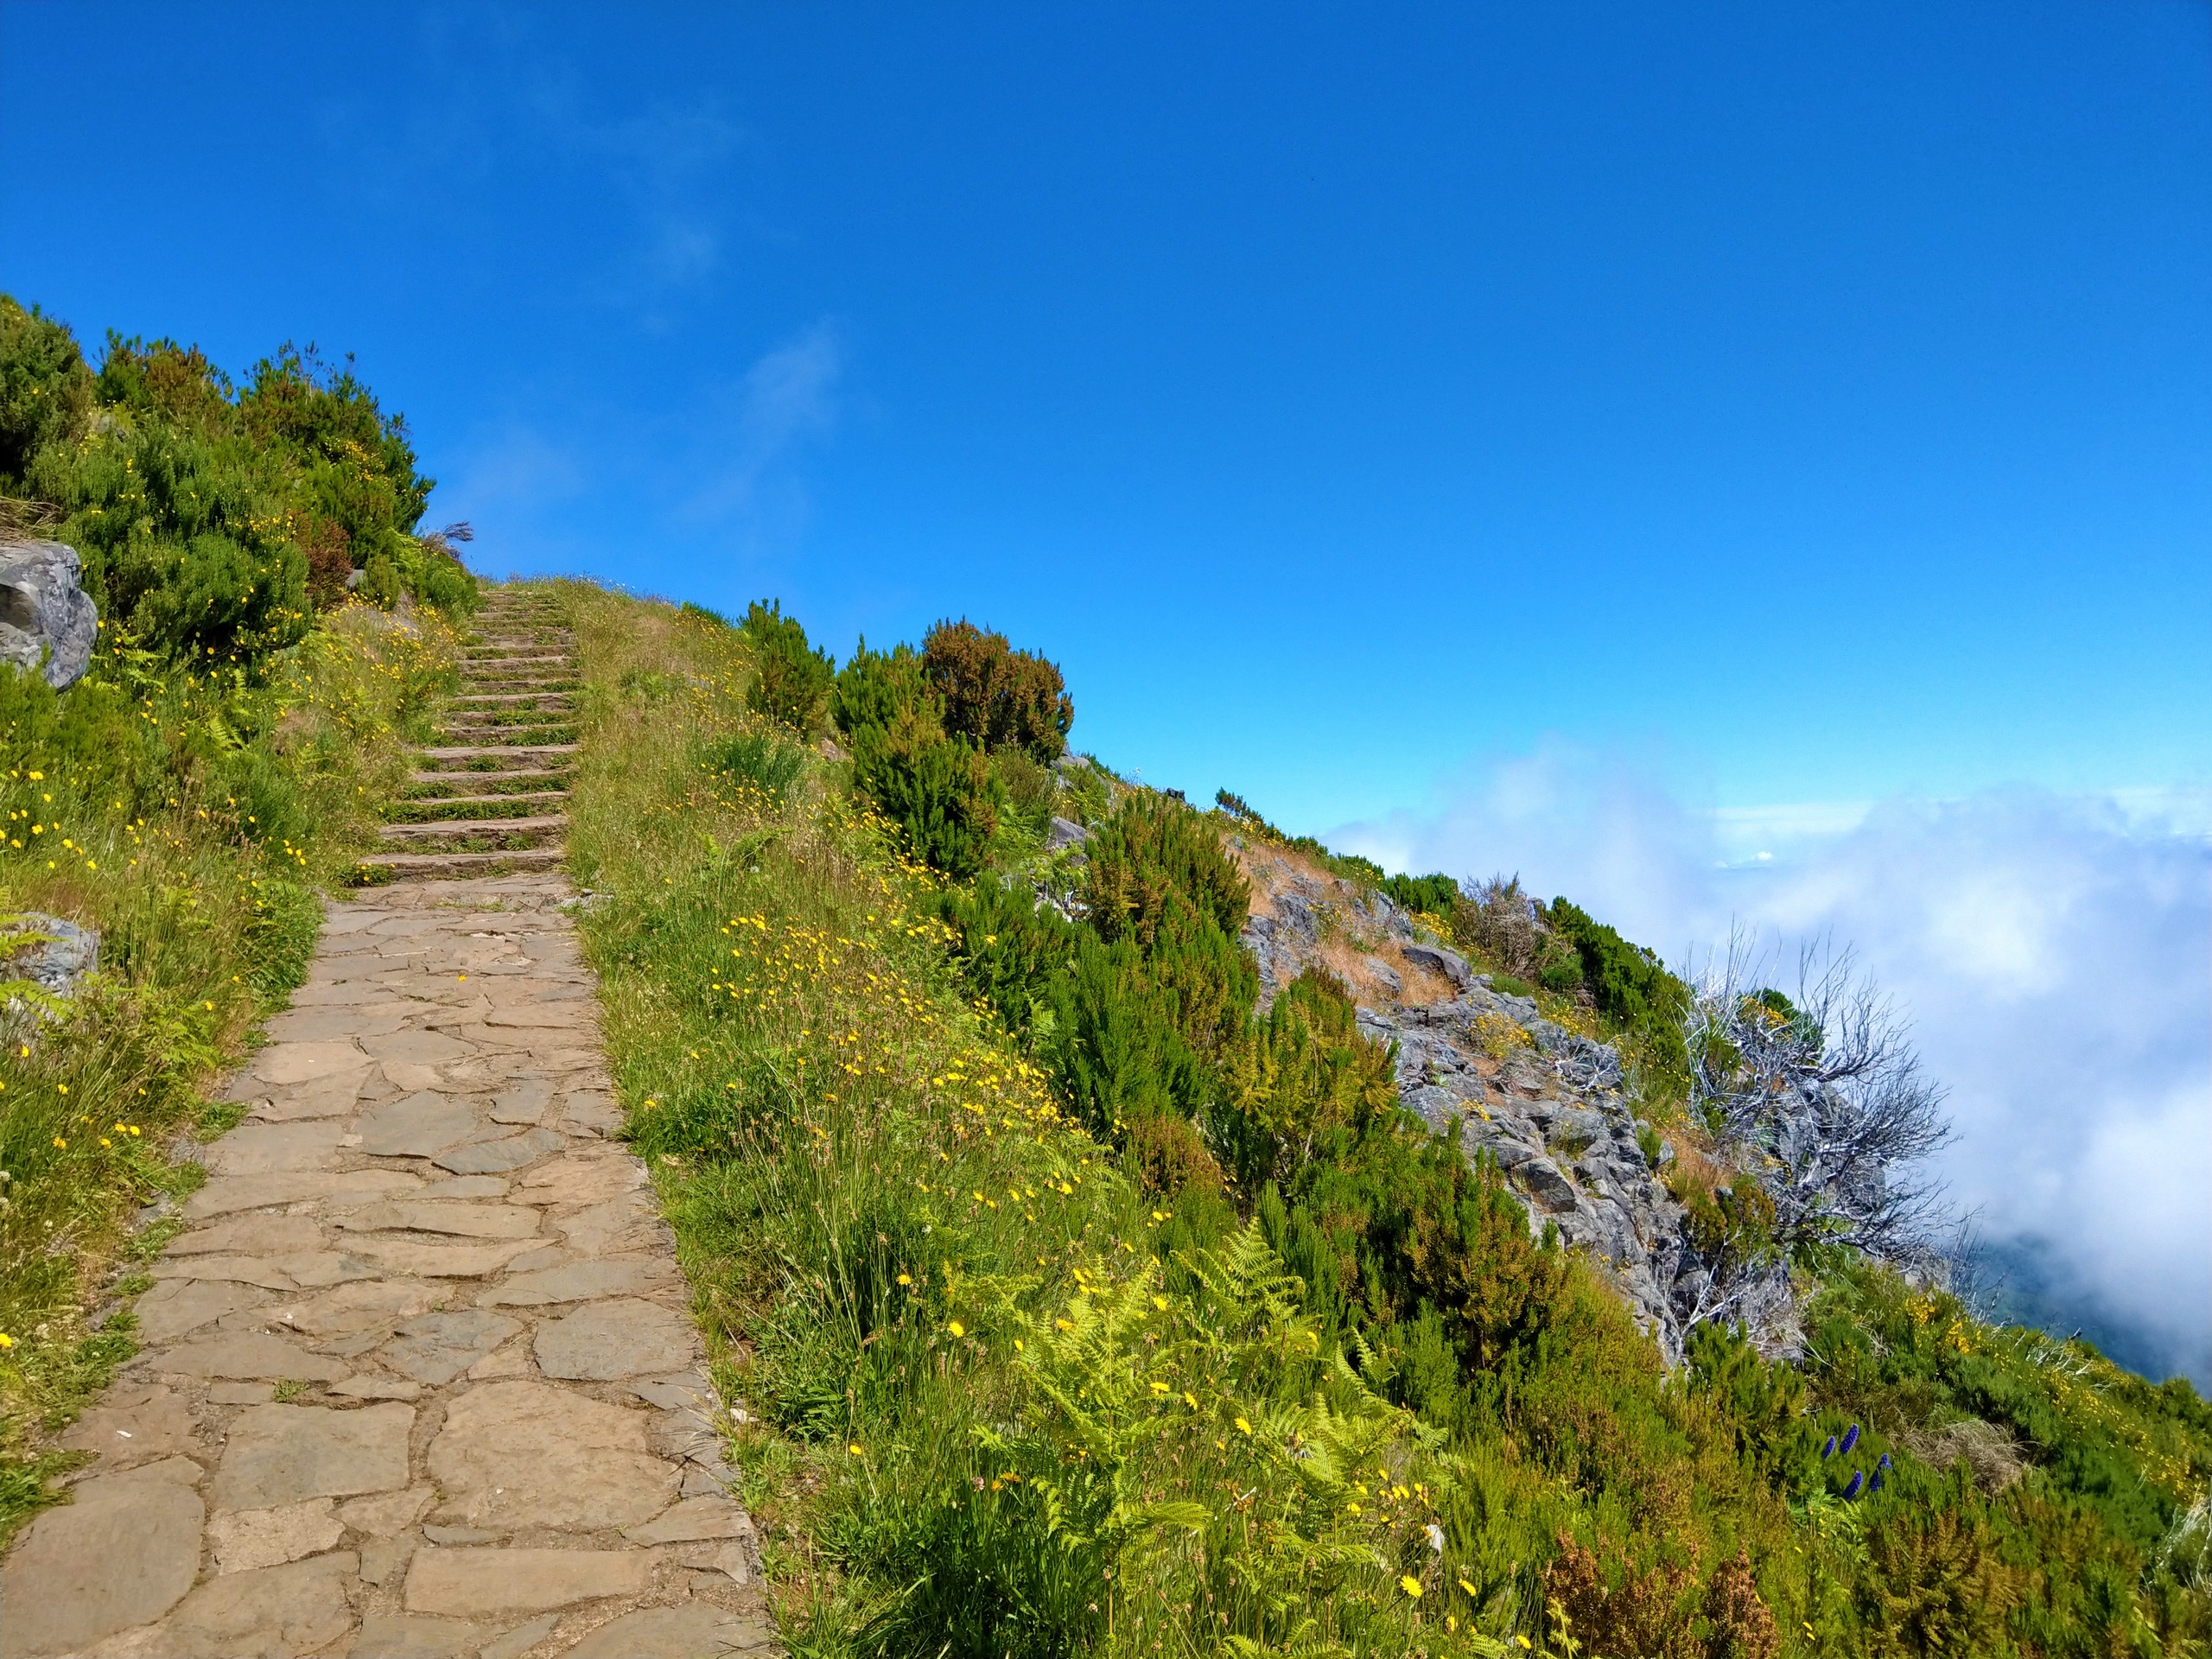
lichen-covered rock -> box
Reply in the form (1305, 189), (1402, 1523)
(0, 539), (99, 689)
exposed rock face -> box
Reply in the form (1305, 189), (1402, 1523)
(1234, 841), (1713, 1366)
(0, 539), (99, 689)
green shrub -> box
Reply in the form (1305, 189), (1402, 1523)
(1547, 898), (1691, 1073)
(1382, 870), (1460, 918)
(37, 416), (308, 664)
(238, 345), (431, 564)
(1083, 793), (1250, 956)
(937, 875), (1081, 1039)
(1214, 967), (1397, 1192)
(989, 747), (1055, 839)
(10, 309), (452, 655)
(0, 297), (92, 488)
(920, 617), (1073, 761)
(851, 713), (1001, 878)
(741, 600), (836, 732)
(413, 553), (476, 617)
(830, 638), (934, 737)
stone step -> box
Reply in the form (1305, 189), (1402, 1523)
(408, 766), (570, 787)
(417, 744), (580, 763)
(393, 790), (571, 814)
(449, 691), (576, 706)
(436, 715), (579, 730)
(378, 816), (569, 842)
(433, 732), (579, 749)
(355, 846), (568, 875)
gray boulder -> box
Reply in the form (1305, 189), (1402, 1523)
(1046, 816), (1090, 852)
(0, 541), (99, 690)
(1402, 941), (1471, 990)
(3, 913), (98, 997)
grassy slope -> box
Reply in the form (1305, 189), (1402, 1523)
(0, 603), (458, 1535)
(560, 581), (2211, 1658)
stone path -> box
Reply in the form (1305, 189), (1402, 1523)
(1, 593), (776, 1658)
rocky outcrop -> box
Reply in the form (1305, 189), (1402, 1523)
(0, 539), (99, 690)
(1234, 842), (1710, 1365)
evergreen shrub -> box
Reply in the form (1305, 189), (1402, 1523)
(740, 600), (836, 731)
(851, 714), (1001, 878)
(920, 617), (1073, 760)
(0, 298), (92, 486)
(1382, 870), (1460, 918)
(1546, 898), (1691, 1072)
(830, 639), (934, 738)
(6, 306), (468, 661)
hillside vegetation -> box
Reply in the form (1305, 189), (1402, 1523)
(0, 296), (474, 1533)
(1, 288), (2206, 1654)
(559, 587), (2212, 1657)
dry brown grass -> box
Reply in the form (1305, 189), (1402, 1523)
(1661, 1135), (1732, 1206)
(1892, 1416), (2029, 1494)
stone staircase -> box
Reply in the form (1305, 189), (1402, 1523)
(360, 590), (576, 881)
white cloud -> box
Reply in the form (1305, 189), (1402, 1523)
(683, 322), (844, 528)
(1334, 752), (2212, 1383)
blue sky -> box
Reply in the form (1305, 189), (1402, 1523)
(3, 1), (2207, 1376)
(4, 1), (2208, 823)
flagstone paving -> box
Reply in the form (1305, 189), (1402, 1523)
(1, 594), (776, 1658)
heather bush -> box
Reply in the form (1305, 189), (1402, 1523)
(1382, 869), (1460, 919)
(740, 599), (836, 731)
(935, 874), (1080, 1039)
(920, 616), (1073, 760)
(851, 714), (1001, 879)
(1084, 792), (1250, 956)
(830, 638), (934, 737)
(0, 298), (92, 487)
(4, 301), (471, 658)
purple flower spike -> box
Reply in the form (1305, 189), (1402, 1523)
(1821, 1435), (1837, 1459)
(1843, 1471), (1865, 1500)
(1878, 1452), (1892, 1471)
(1840, 1423), (1860, 1456)
(1869, 1469), (1885, 1493)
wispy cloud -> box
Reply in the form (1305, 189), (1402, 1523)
(682, 321), (845, 530)
(1335, 753), (2212, 1384)
(319, 13), (749, 316)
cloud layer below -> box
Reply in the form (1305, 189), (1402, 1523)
(1335, 753), (2212, 1385)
